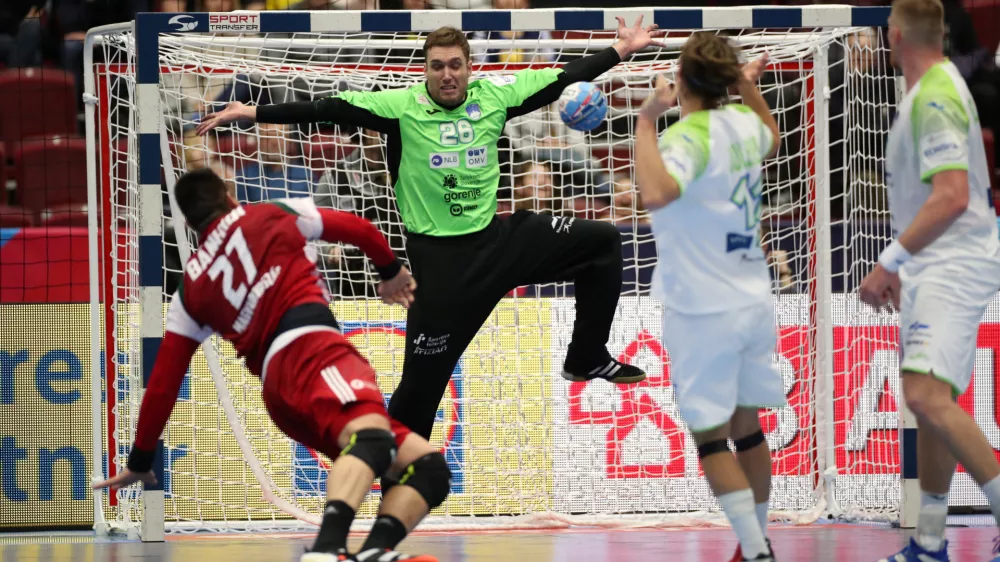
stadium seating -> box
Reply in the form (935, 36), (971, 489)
(14, 136), (87, 220)
(39, 203), (89, 227)
(0, 205), (33, 227)
(0, 69), (77, 160)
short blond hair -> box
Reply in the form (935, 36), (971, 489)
(889, 0), (945, 47)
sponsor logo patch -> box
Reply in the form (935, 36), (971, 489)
(726, 232), (754, 252)
(465, 146), (488, 168)
(430, 152), (459, 169)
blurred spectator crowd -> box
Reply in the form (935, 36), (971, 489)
(0, 0), (999, 298)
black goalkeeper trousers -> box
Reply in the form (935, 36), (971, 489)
(387, 210), (624, 440)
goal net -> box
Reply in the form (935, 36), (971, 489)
(87, 7), (922, 537)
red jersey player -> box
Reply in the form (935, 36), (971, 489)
(93, 169), (449, 562)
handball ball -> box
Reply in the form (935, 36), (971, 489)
(559, 82), (607, 132)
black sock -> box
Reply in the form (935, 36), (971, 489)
(312, 500), (356, 553)
(360, 515), (408, 551)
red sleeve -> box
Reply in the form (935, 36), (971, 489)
(131, 332), (200, 455)
(318, 208), (401, 279)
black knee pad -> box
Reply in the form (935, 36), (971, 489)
(340, 428), (397, 477)
(385, 452), (451, 510)
(697, 439), (731, 459)
(733, 430), (767, 452)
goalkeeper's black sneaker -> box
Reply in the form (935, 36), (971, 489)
(351, 548), (438, 562)
(561, 355), (646, 384)
(300, 548), (350, 562)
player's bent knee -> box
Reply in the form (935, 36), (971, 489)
(340, 428), (397, 477)
(390, 452), (452, 510)
(902, 372), (953, 419)
(732, 430), (767, 452)
(697, 439), (731, 459)
(591, 221), (622, 251)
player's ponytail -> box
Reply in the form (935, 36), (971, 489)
(679, 32), (743, 107)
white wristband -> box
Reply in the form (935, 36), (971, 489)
(878, 240), (912, 273)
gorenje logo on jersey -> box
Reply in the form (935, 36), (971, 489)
(465, 146), (488, 168)
(209, 14), (260, 32)
(430, 152), (459, 169)
(168, 15), (199, 31)
(186, 206), (246, 279)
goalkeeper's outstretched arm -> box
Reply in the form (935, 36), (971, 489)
(506, 15), (665, 119)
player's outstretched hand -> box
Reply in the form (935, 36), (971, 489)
(638, 74), (678, 121)
(378, 266), (417, 309)
(92, 468), (157, 491)
(859, 264), (900, 313)
(742, 52), (770, 84)
(614, 15), (666, 57)
(195, 101), (251, 136)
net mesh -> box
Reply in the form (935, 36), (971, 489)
(94, 20), (902, 533)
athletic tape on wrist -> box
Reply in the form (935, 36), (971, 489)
(878, 240), (911, 273)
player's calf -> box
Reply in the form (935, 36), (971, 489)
(694, 426), (771, 561)
(307, 415), (399, 561)
(731, 408), (772, 537)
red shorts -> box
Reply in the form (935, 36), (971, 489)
(261, 329), (411, 459)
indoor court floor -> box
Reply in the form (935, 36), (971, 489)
(4, 519), (1000, 562)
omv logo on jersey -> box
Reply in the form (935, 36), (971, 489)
(430, 152), (459, 169)
(466, 103), (482, 121)
(465, 146), (488, 169)
(168, 14), (200, 31)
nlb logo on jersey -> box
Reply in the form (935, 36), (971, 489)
(209, 13), (260, 32)
(465, 146), (488, 168)
(430, 152), (459, 169)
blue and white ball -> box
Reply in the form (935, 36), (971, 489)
(558, 82), (608, 132)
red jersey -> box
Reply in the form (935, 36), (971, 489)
(132, 197), (398, 453)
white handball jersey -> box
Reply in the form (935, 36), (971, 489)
(650, 104), (774, 314)
(885, 61), (1000, 274)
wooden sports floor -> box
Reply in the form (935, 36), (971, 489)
(4, 520), (1000, 562)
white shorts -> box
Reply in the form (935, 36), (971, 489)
(900, 262), (1000, 394)
(662, 301), (787, 432)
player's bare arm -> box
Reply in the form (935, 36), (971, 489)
(634, 75), (681, 211)
(737, 54), (780, 159)
(859, 169), (969, 312)
(92, 331), (201, 491)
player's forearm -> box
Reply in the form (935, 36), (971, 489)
(896, 173), (970, 257)
(318, 209), (401, 279)
(563, 47), (622, 84)
(254, 100), (324, 124)
(737, 78), (779, 159)
(634, 116), (680, 210)
(129, 333), (200, 472)
(507, 48), (622, 118)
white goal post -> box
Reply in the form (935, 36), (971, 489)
(84, 5), (989, 542)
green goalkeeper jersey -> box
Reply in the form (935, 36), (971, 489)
(256, 46), (623, 237)
(332, 70), (561, 236)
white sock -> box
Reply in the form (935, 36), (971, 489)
(756, 501), (768, 537)
(718, 489), (769, 558)
(983, 474), (1000, 526)
(915, 491), (947, 552)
